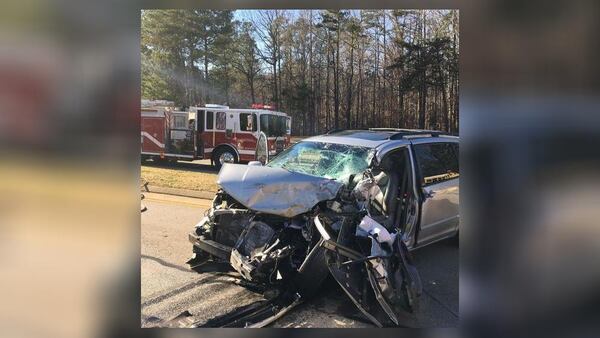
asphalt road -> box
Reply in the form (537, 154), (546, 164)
(141, 192), (458, 328)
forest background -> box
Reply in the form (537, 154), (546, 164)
(142, 10), (459, 135)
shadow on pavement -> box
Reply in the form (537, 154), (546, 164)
(141, 254), (192, 273)
(142, 159), (217, 174)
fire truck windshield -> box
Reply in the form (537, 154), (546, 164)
(259, 114), (289, 137)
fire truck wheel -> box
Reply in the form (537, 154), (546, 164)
(154, 157), (167, 164)
(213, 147), (238, 170)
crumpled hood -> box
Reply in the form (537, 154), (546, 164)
(217, 164), (344, 218)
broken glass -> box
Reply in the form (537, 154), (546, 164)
(267, 141), (374, 184)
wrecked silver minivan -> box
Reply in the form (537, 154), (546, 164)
(188, 130), (459, 327)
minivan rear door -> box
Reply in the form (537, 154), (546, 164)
(412, 141), (460, 246)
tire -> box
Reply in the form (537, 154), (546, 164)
(213, 147), (238, 170)
(153, 156), (167, 165)
(293, 241), (330, 298)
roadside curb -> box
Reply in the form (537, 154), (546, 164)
(144, 185), (214, 200)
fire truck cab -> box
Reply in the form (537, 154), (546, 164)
(141, 103), (291, 169)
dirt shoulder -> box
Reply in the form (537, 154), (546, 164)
(141, 165), (218, 193)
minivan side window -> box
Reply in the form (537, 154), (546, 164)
(451, 143), (459, 171)
(414, 142), (459, 186)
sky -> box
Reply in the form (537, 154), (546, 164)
(233, 10), (303, 23)
(232, 10), (362, 53)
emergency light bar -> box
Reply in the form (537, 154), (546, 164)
(251, 103), (276, 110)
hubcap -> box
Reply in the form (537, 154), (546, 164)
(219, 152), (235, 165)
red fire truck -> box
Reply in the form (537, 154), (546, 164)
(141, 104), (291, 169)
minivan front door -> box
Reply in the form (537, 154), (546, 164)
(314, 215), (421, 327)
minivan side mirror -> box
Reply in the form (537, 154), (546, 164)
(248, 161), (263, 166)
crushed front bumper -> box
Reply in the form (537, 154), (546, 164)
(188, 233), (232, 260)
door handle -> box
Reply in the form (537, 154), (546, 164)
(424, 190), (436, 199)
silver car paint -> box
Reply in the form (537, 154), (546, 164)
(220, 134), (459, 248)
(332, 135), (459, 249)
(418, 178), (460, 246)
(303, 134), (392, 148)
(217, 163), (344, 218)
(409, 137), (459, 247)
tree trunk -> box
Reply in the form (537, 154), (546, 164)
(454, 73), (459, 133)
(358, 50), (363, 129)
(431, 86), (438, 129)
(442, 81), (450, 132)
(398, 91), (404, 128)
(382, 12), (387, 126)
(372, 41), (377, 127)
(308, 10), (314, 135)
(225, 62), (230, 105)
(272, 61), (278, 106)
(346, 40), (354, 129)
(277, 46), (282, 108)
(249, 76), (256, 104)
(418, 11), (427, 130)
(418, 71), (427, 129)
(375, 29), (381, 124)
(356, 28), (363, 129)
(325, 35), (331, 131)
(204, 37), (210, 103)
(334, 22), (340, 130)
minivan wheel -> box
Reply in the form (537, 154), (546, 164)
(292, 241), (329, 298)
(213, 148), (237, 170)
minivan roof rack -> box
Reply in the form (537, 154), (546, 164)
(367, 128), (446, 139)
(325, 128), (456, 139)
(325, 128), (347, 135)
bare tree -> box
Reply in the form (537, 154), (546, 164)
(231, 22), (261, 103)
(142, 9), (459, 134)
(254, 10), (286, 107)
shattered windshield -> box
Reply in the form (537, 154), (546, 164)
(266, 141), (373, 183)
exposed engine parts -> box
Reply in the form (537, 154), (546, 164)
(187, 164), (423, 327)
